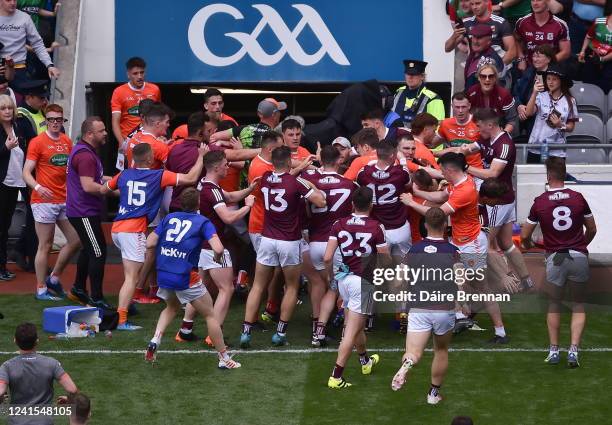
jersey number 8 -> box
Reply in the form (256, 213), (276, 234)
(552, 206), (572, 231)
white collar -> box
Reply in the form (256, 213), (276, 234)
(128, 82), (146, 91)
(547, 186), (566, 191)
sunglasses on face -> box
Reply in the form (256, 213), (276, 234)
(479, 74), (496, 80)
(46, 117), (67, 123)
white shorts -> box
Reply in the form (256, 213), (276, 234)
(31, 202), (67, 224)
(487, 201), (516, 228)
(455, 231), (488, 270)
(249, 233), (262, 251)
(339, 274), (374, 315)
(300, 238), (310, 254)
(157, 283), (207, 305)
(309, 241), (342, 271)
(386, 221), (412, 256)
(112, 232), (146, 263)
(198, 248), (233, 270)
(408, 309), (455, 335)
(256, 236), (302, 267)
(546, 251), (590, 287)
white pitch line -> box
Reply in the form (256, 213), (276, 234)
(1, 347), (612, 355)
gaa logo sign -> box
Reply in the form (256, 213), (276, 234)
(187, 3), (350, 67)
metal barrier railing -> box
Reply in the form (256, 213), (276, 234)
(49, 2), (67, 103)
(516, 143), (612, 164)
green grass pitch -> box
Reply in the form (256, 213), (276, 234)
(1, 294), (612, 424)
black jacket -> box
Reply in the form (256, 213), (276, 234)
(0, 119), (36, 185)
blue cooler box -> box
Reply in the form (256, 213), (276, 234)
(43, 306), (101, 334)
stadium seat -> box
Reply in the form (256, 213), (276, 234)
(607, 117), (612, 144)
(609, 92), (612, 119)
(566, 147), (607, 164)
(567, 114), (604, 144)
(573, 82), (606, 119)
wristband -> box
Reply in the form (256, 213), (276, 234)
(34, 184), (41, 192)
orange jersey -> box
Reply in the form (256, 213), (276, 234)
(26, 132), (72, 204)
(445, 175), (481, 245)
(248, 155), (274, 234)
(109, 170), (178, 233)
(407, 194), (428, 244)
(111, 82), (161, 139)
(172, 124), (188, 142)
(219, 166), (241, 194)
(125, 132), (169, 169)
(291, 146), (311, 161)
(344, 151), (378, 181)
(414, 140), (440, 170)
(438, 116), (482, 169)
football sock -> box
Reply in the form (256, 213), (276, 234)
(277, 320), (288, 336)
(151, 331), (162, 345)
(549, 344), (560, 353)
(118, 308), (128, 325)
(49, 274), (60, 285)
(332, 364), (344, 379)
(311, 317), (318, 335)
(455, 311), (468, 320)
(242, 321), (253, 335)
(37, 286), (47, 295)
(428, 384), (441, 397)
(569, 344), (578, 353)
(180, 320), (194, 334)
(358, 352), (369, 366)
(315, 322), (326, 339)
(504, 245), (530, 280)
(494, 326), (506, 338)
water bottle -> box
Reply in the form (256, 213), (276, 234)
(540, 139), (549, 163)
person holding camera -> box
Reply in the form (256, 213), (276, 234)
(524, 64), (578, 164)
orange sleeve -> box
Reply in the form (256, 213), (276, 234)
(110, 86), (123, 113)
(248, 162), (262, 183)
(25, 137), (41, 161)
(406, 161), (419, 173)
(172, 125), (188, 141)
(153, 84), (162, 101)
(343, 157), (365, 181)
(107, 173), (120, 190)
(161, 171), (179, 188)
(437, 122), (449, 141)
(154, 143), (169, 164)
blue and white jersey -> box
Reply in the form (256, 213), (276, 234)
(155, 211), (218, 290)
(110, 169), (177, 224)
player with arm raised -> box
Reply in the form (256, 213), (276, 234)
(302, 145), (357, 347)
(401, 152), (510, 343)
(100, 142), (206, 330)
(240, 146), (326, 348)
(459, 108), (534, 292)
(326, 186), (391, 389)
(145, 188), (240, 369)
(521, 157), (597, 367)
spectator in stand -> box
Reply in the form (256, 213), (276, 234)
(514, 44), (556, 126)
(172, 88), (238, 140)
(569, 0), (605, 54)
(210, 97), (286, 149)
(548, 0), (573, 23)
(390, 60), (445, 128)
(466, 63), (518, 135)
(515, 0), (571, 70)
(361, 109), (398, 143)
(464, 24), (506, 88)
(578, 13), (612, 93)
(18, 0), (61, 29)
(0, 323), (78, 423)
(0, 94), (32, 280)
(0, 56), (15, 103)
(446, 0), (516, 65)
(0, 0), (59, 87)
(493, 0), (532, 26)
(111, 57), (161, 147)
(525, 64), (578, 163)
(22, 103), (81, 301)
(448, 0), (473, 23)
(66, 116), (111, 310)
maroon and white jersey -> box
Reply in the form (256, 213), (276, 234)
(515, 12), (570, 63)
(527, 188), (592, 253)
(476, 132), (516, 204)
(301, 169), (357, 242)
(329, 214), (387, 278)
(260, 171), (313, 241)
(356, 164), (410, 230)
(198, 180), (226, 249)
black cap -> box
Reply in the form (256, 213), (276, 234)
(16, 79), (50, 97)
(545, 63), (573, 88)
(403, 59), (427, 75)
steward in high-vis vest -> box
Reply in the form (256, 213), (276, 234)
(389, 60), (445, 129)
(16, 79), (49, 136)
